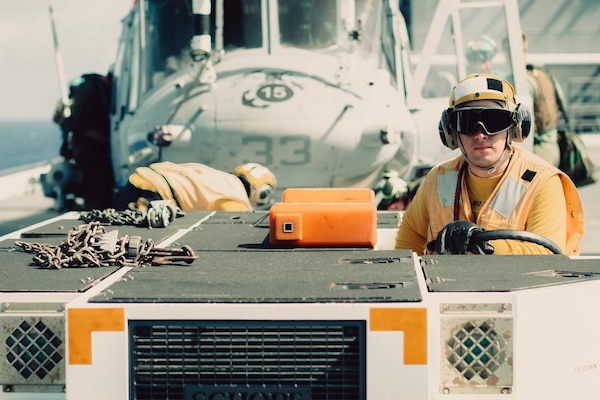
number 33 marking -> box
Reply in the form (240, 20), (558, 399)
(242, 135), (311, 166)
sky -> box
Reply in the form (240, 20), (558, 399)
(0, 0), (133, 120)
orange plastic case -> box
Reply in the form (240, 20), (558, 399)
(269, 201), (377, 248)
(281, 188), (374, 203)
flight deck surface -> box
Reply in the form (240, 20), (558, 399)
(2, 210), (600, 302)
(1, 210), (424, 303)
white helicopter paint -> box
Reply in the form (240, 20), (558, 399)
(110, 0), (417, 199)
(44, 0), (535, 204)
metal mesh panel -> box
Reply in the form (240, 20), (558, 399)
(439, 305), (513, 395)
(0, 316), (65, 385)
(446, 321), (506, 381)
(130, 320), (365, 400)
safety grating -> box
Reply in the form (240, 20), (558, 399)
(446, 321), (506, 381)
(130, 320), (366, 400)
(439, 304), (514, 395)
(1, 316), (65, 385)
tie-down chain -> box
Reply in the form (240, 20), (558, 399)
(14, 221), (198, 269)
(79, 200), (184, 228)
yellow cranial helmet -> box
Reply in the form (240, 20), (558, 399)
(233, 163), (277, 207)
(449, 73), (516, 109)
(439, 73), (530, 150)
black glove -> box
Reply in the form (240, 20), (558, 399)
(430, 221), (495, 255)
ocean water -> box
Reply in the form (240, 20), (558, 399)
(0, 119), (63, 171)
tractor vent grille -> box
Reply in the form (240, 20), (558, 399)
(130, 320), (366, 400)
(3, 319), (64, 382)
(446, 321), (506, 381)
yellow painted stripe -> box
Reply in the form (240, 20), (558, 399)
(370, 308), (427, 365)
(68, 308), (125, 365)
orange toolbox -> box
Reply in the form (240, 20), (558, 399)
(281, 188), (374, 203)
(269, 190), (377, 247)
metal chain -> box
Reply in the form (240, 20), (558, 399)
(79, 201), (184, 228)
(14, 221), (198, 269)
(79, 208), (146, 226)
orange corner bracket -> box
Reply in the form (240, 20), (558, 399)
(68, 308), (125, 365)
(370, 308), (428, 365)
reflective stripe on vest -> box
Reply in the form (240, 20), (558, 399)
(438, 171), (527, 219)
(489, 175), (527, 219)
(438, 171), (459, 209)
(436, 170), (528, 222)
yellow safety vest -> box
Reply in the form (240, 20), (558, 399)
(423, 147), (584, 255)
(129, 162), (253, 211)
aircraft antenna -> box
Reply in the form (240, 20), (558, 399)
(48, 6), (71, 118)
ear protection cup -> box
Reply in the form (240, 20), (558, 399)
(508, 104), (531, 142)
(439, 108), (460, 150)
(255, 183), (275, 205)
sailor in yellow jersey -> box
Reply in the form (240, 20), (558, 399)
(395, 73), (584, 256)
(114, 162), (276, 211)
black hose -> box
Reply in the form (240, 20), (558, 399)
(472, 229), (563, 255)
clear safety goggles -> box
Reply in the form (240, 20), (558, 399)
(449, 107), (514, 136)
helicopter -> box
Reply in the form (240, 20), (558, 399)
(108, 0), (418, 199)
(42, 0), (533, 208)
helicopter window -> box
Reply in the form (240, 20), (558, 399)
(146, 0), (194, 88)
(221, 0), (262, 50)
(278, 0), (337, 49)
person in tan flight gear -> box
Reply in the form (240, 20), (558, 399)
(395, 73), (584, 256)
(113, 162), (277, 212)
(522, 31), (563, 167)
(466, 35), (498, 74)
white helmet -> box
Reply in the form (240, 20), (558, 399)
(465, 35), (497, 64)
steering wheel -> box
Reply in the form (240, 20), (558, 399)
(427, 229), (563, 255)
